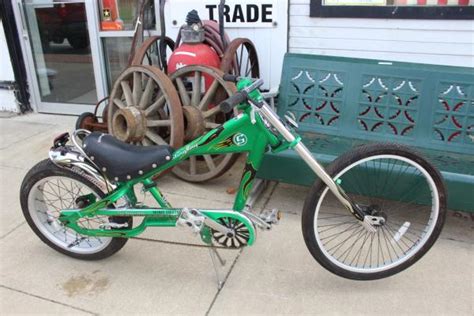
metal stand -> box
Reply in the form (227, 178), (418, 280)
(208, 246), (227, 289)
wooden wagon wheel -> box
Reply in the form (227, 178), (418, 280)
(131, 36), (175, 71)
(108, 65), (184, 149)
(169, 65), (240, 183)
(220, 38), (260, 78)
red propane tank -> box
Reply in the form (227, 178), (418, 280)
(168, 43), (221, 89)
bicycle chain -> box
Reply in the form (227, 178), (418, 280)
(130, 236), (232, 250)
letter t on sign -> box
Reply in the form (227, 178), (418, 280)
(206, 5), (217, 21)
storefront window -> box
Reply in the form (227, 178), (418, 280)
(99, 0), (158, 90)
(311, 0), (474, 18)
(102, 37), (133, 89)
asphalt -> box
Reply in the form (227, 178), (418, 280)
(0, 113), (472, 315)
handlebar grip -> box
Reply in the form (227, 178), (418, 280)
(219, 91), (248, 113)
(222, 74), (239, 83)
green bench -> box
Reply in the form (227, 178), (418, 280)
(257, 53), (474, 212)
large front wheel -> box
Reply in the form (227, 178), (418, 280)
(302, 143), (446, 280)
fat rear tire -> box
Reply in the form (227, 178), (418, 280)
(20, 159), (130, 260)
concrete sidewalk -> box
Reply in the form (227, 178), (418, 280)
(0, 113), (472, 315)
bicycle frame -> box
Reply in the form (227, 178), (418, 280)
(58, 104), (281, 241)
(57, 82), (363, 244)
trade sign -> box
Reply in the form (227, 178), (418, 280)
(170, 0), (278, 28)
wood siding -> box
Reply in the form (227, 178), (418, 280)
(289, 0), (474, 67)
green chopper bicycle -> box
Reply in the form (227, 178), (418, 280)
(20, 75), (446, 283)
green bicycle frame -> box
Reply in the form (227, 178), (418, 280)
(58, 77), (362, 243)
(58, 85), (295, 243)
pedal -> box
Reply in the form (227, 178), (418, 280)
(259, 209), (282, 225)
(177, 208), (205, 234)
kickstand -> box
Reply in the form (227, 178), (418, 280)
(208, 246), (227, 290)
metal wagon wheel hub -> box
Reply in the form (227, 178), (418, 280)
(169, 65), (240, 182)
(108, 65), (184, 148)
(182, 105), (206, 142)
(111, 107), (147, 143)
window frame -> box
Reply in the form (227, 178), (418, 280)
(309, 0), (474, 19)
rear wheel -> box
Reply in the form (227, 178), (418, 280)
(302, 143), (446, 280)
(20, 159), (131, 260)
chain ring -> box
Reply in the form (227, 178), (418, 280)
(211, 217), (251, 249)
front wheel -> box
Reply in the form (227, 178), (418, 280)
(302, 143), (446, 280)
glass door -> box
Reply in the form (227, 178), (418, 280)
(14, 0), (106, 114)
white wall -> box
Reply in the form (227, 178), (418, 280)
(164, 0), (288, 89)
(289, 0), (474, 67)
(0, 21), (19, 112)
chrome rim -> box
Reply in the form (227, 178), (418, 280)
(27, 176), (112, 254)
(314, 155), (439, 273)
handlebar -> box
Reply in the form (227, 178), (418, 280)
(219, 90), (248, 113)
(222, 74), (240, 83)
(219, 77), (265, 113)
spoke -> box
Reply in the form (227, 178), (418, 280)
(383, 224), (411, 254)
(238, 46), (244, 74)
(245, 61), (254, 77)
(245, 53), (251, 76)
(175, 77), (191, 106)
(336, 227), (367, 263)
(139, 77), (155, 109)
(320, 222), (360, 245)
(133, 72), (142, 106)
(45, 182), (61, 199)
(142, 137), (153, 146)
(203, 155), (217, 171)
(349, 230), (371, 266)
(147, 120), (171, 127)
(363, 233), (375, 268)
(145, 95), (166, 116)
(191, 71), (202, 107)
(198, 80), (219, 110)
(189, 156), (197, 175)
(328, 226), (365, 257)
(121, 81), (133, 107)
(318, 213), (353, 219)
(318, 220), (355, 234)
(204, 121), (220, 129)
(145, 130), (166, 145)
(113, 98), (126, 109)
(203, 106), (221, 119)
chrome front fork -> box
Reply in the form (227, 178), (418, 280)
(257, 102), (365, 221)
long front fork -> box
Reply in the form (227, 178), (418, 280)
(257, 102), (365, 221)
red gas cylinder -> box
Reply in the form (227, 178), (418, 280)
(168, 43), (221, 88)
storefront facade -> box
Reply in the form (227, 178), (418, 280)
(1, 0), (472, 114)
(4, 0), (288, 114)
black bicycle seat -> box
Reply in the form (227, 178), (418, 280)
(83, 132), (173, 182)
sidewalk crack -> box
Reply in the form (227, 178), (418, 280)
(0, 284), (98, 315)
(0, 221), (26, 240)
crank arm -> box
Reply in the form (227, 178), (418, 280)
(203, 217), (233, 236)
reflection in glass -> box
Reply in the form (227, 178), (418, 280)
(25, 2), (97, 104)
(99, 0), (155, 31)
(102, 37), (133, 89)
